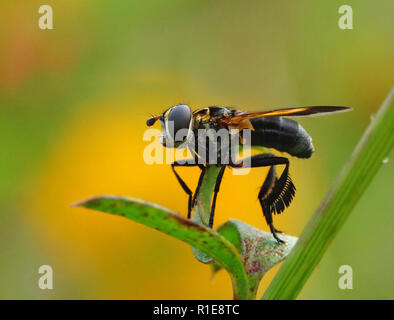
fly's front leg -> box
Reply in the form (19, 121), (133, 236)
(171, 160), (204, 219)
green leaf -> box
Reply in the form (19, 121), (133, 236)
(218, 219), (297, 298)
(73, 195), (252, 300)
(217, 219), (243, 253)
(263, 87), (394, 300)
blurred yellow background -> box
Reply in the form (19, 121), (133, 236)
(0, 0), (393, 299)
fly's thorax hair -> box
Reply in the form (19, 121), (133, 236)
(190, 125), (246, 165)
(192, 106), (233, 127)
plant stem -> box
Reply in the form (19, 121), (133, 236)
(263, 87), (394, 300)
(191, 165), (221, 264)
(191, 165), (254, 299)
(194, 165), (222, 226)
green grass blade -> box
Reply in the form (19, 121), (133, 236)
(263, 88), (394, 300)
(73, 195), (252, 300)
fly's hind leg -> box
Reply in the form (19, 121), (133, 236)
(258, 166), (283, 237)
(231, 153), (296, 243)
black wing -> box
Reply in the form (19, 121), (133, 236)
(221, 106), (351, 125)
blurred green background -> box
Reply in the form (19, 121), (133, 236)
(0, 0), (393, 299)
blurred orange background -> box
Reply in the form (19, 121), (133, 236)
(0, 0), (393, 299)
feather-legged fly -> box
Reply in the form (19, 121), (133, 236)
(146, 104), (351, 243)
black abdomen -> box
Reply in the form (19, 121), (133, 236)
(249, 117), (314, 158)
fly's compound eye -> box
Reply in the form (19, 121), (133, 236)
(167, 104), (192, 142)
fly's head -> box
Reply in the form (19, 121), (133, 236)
(146, 104), (193, 148)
